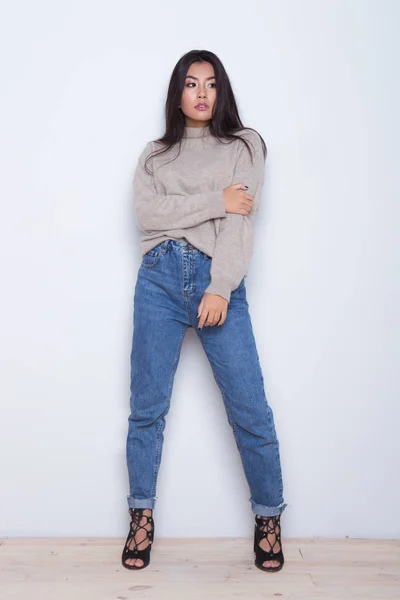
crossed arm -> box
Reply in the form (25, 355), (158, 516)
(133, 132), (266, 303)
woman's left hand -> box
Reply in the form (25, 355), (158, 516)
(197, 293), (228, 328)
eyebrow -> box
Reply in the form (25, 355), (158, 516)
(185, 75), (216, 80)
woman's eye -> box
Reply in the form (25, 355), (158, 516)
(186, 82), (216, 88)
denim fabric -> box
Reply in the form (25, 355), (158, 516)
(126, 239), (287, 517)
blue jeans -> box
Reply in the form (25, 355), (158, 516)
(126, 239), (287, 517)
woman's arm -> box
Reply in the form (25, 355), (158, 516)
(133, 141), (227, 231)
(204, 130), (266, 303)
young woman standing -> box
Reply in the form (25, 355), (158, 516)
(122, 50), (287, 573)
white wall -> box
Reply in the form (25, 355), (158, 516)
(0, 0), (398, 539)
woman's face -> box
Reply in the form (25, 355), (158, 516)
(180, 61), (216, 127)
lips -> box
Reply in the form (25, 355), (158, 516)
(195, 103), (209, 109)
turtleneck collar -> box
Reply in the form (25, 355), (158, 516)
(183, 123), (211, 139)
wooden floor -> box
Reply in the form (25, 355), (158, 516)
(1, 536), (399, 599)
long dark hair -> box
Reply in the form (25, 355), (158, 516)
(144, 49), (267, 175)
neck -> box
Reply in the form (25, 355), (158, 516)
(183, 123), (211, 139)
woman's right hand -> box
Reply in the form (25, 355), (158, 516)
(223, 183), (254, 216)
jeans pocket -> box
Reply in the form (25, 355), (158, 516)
(141, 250), (160, 269)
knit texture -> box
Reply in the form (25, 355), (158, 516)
(133, 124), (266, 302)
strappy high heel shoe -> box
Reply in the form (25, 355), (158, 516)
(254, 514), (284, 572)
(121, 508), (154, 570)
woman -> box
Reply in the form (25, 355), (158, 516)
(122, 50), (287, 573)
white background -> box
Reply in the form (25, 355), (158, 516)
(0, 0), (398, 538)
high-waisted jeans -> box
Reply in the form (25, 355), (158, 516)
(125, 239), (287, 517)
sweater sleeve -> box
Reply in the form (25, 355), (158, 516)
(204, 130), (266, 303)
(133, 141), (227, 231)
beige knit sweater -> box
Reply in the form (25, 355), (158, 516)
(133, 124), (266, 302)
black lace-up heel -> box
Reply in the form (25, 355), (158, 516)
(254, 514), (284, 572)
(121, 508), (154, 570)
